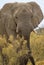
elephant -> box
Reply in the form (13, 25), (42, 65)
(0, 2), (43, 65)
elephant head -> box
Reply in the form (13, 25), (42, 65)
(1, 2), (43, 35)
(1, 2), (43, 39)
(12, 2), (43, 39)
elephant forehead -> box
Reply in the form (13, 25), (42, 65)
(14, 4), (32, 16)
(18, 13), (31, 21)
(15, 7), (32, 22)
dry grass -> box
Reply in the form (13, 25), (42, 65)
(27, 61), (44, 65)
(0, 32), (44, 65)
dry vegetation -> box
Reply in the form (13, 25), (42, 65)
(0, 32), (44, 65)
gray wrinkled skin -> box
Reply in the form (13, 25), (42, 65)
(0, 2), (43, 65)
(0, 2), (43, 38)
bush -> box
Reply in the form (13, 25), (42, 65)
(0, 32), (44, 65)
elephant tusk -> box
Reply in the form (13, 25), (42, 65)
(33, 29), (38, 34)
(16, 26), (19, 34)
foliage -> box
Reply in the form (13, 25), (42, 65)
(30, 32), (44, 61)
(0, 32), (44, 65)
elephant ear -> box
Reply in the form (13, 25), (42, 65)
(1, 2), (18, 14)
(28, 2), (43, 28)
(1, 3), (13, 13)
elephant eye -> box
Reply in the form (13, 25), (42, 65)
(15, 16), (18, 19)
(31, 15), (33, 18)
